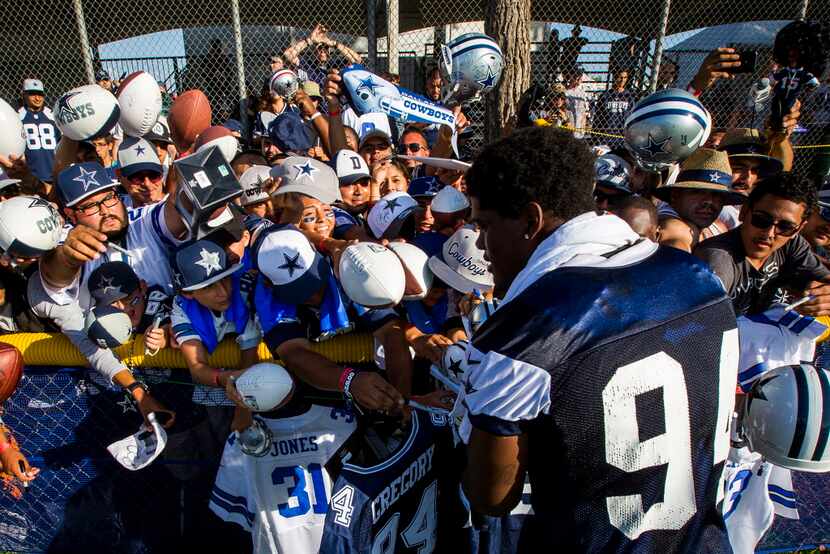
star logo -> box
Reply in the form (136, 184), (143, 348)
(384, 197), (401, 213)
(194, 248), (222, 276)
(747, 373), (779, 413)
(56, 91), (81, 120)
(294, 161), (318, 180)
(356, 76), (381, 96)
(464, 379), (478, 395)
(28, 197), (51, 209)
(477, 66), (498, 89)
(96, 275), (122, 296)
(134, 144), (146, 156)
(643, 134), (671, 157)
(117, 396), (138, 414)
(708, 171), (721, 183)
(446, 358), (464, 378)
(73, 166), (100, 192)
(278, 252), (303, 278)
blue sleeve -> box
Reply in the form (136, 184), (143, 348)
(332, 206), (358, 239)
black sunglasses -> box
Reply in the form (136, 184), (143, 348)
(397, 143), (425, 154)
(749, 211), (801, 237)
(593, 189), (629, 203)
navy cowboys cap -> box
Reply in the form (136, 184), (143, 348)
(57, 162), (120, 207)
(174, 239), (241, 292)
(88, 261), (141, 305)
(267, 111), (313, 154)
(407, 176), (443, 199)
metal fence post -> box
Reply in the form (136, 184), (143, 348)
(366, 0), (377, 71)
(648, 0), (672, 93)
(798, 0), (810, 19)
(230, 0), (248, 136)
(387, 0), (399, 74)
(72, 0), (95, 84)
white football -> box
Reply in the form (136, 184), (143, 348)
(0, 196), (62, 257)
(194, 126), (239, 164)
(116, 71), (162, 137)
(235, 362), (295, 412)
(54, 84), (120, 141)
(0, 99), (25, 158)
(339, 242), (406, 307)
(85, 305), (133, 349)
(388, 242), (433, 301)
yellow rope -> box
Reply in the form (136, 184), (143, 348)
(793, 143), (830, 150)
(0, 333), (376, 369)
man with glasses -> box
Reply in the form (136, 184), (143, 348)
(695, 173), (830, 315)
(397, 127), (431, 179)
(357, 129), (393, 168)
(117, 137), (166, 208)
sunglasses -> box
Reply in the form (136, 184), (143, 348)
(749, 211), (801, 237)
(593, 189), (629, 203)
(128, 171), (163, 185)
(397, 143), (425, 154)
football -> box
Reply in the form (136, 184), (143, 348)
(0, 342), (23, 403)
(84, 305), (133, 349)
(194, 126), (239, 163)
(168, 89), (212, 152)
(116, 71), (162, 137)
(0, 99), (25, 158)
(388, 242), (433, 301)
(339, 242), (406, 307)
(235, 362), (295, 412)
(441, 340), (469, 385)
(53, 84), (120, 141)
(0, 195), (62, 257)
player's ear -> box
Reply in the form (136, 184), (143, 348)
(521, 201), (545, 241)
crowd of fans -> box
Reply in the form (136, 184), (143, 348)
(0, 18), (829, 554)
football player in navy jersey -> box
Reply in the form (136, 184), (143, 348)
(18, 78), (61, 185)
(461, 127), (738, 552)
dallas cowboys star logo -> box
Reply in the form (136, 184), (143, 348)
(28, 197), (51, 208)
(446, 358), (464, 378)
(384, 197), (401, 213)
(643, 134), (671, 157)
(279, 252), (303, 278)
(477, 67), (498, 89)
(747, 373), (779, 413)
(117, 396), (138, 414)
(56, 91), (80, 119)
(134, 144), (146, 156)
(194, 247), (222, 276)
(295, 161), (318, 180)
(73, 166), (100, 192)
(96, 275), (121, 296)
(708, 171), (721, 183)
(464, 379), (478, 395)
(356, 76), (381, 96)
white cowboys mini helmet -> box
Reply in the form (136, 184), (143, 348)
(743, 363), (830, 473)
(440, 33), (503, 104)
(0, 196), (62, 258)
(270, 69), (299, 99)
(623, 88), (711, 172)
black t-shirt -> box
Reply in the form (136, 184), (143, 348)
(694, 227), (830, 315)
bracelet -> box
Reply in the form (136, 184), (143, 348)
(310, 112), (322, 122)
(328, 109), (341, 117)
(213, 369), (223, 388)
(339, 366), (355, 392)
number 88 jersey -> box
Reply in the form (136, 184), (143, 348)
(18, 106), (61, 183)
(464, 245), (738, 553)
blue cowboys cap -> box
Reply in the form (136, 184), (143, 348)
(653, 148), (746, 206)
(88, 261), (141, 305)
(255, 226), (328, 304)
(368, 191), (419, 239)
(174, 239), (241, 292)
(57, 161), (120, 207)
(117, 136), (163, 178)
(594, 154), (632, 194)
(818, 187), (830, 222)
(95, 69), (111, 81)
(408, 176), (443, 199)
(271, 156), (342, 205)
(267, 111), (313, 154)
(223, 119), (243, 135)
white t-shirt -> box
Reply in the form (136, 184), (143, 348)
(211, 405), (356, 554)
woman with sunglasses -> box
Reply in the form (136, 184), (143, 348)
(695, 173), (830, 315)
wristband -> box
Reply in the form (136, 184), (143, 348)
(339, 366), (355, 392)
(310, 112), (322, 122)
(327, 109), (341, 117)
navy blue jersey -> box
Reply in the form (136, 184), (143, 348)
(135, 284), (173, 334)
(320, 410), (467, 553)
(464, 244), (738, 553)
(18, 107), (61, 182)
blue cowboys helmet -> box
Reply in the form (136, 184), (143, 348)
(269, 69), (299, 99)
(439, 33), (504, 104)
(743, 363), (830, 473)
(623, 88), (711, 172)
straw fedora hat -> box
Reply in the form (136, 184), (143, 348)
(718, 128), (783, 176)
(654, 148), (746, 205)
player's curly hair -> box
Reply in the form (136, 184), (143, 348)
(773, 20), (830, 77)
(466, 126), (595, 220)
(748, 172), (818, 220)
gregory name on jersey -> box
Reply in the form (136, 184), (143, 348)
(371, 444), (434, 523)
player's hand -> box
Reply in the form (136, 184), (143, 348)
(795, 281), (830, 316)
(61, 224), (109, 267)
(136, 393), (176, 429)
(690, 47), (741, 93)
(0, 153), (30, 180)
(350, 372), (405, 412)
(143, 327), (167, 352)
(324, 69), (344, 99)
(412, 333), (454, 364)
(310, 24), (326, 44)
(230, 406), (254, 433)
(770, 99), (802, 137)
(0, 447), (39, 483)
(293, 90), (317, 118)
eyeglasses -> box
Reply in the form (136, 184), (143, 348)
(74, 191), (120, 216)
(127, 171), (163, 185)
(398, 143), (425, 154)
(749, 210), (801, 237)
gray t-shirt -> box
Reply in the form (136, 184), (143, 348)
(694, 227), (830, 315)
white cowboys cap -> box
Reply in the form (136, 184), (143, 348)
(271, 156), (342, 205)
(334, 149), (371, 185)
(368, 191), (419, 239)
(427, 224), (493, 294)
(430, 185), (470, 214)
(118, 136), (162, 178)
(256, 226), (328, 304)
(239, 165), (272, 206)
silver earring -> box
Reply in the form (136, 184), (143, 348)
(523, 234), (530, 239)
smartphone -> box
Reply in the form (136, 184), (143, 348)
(729, 50), (757, 75)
